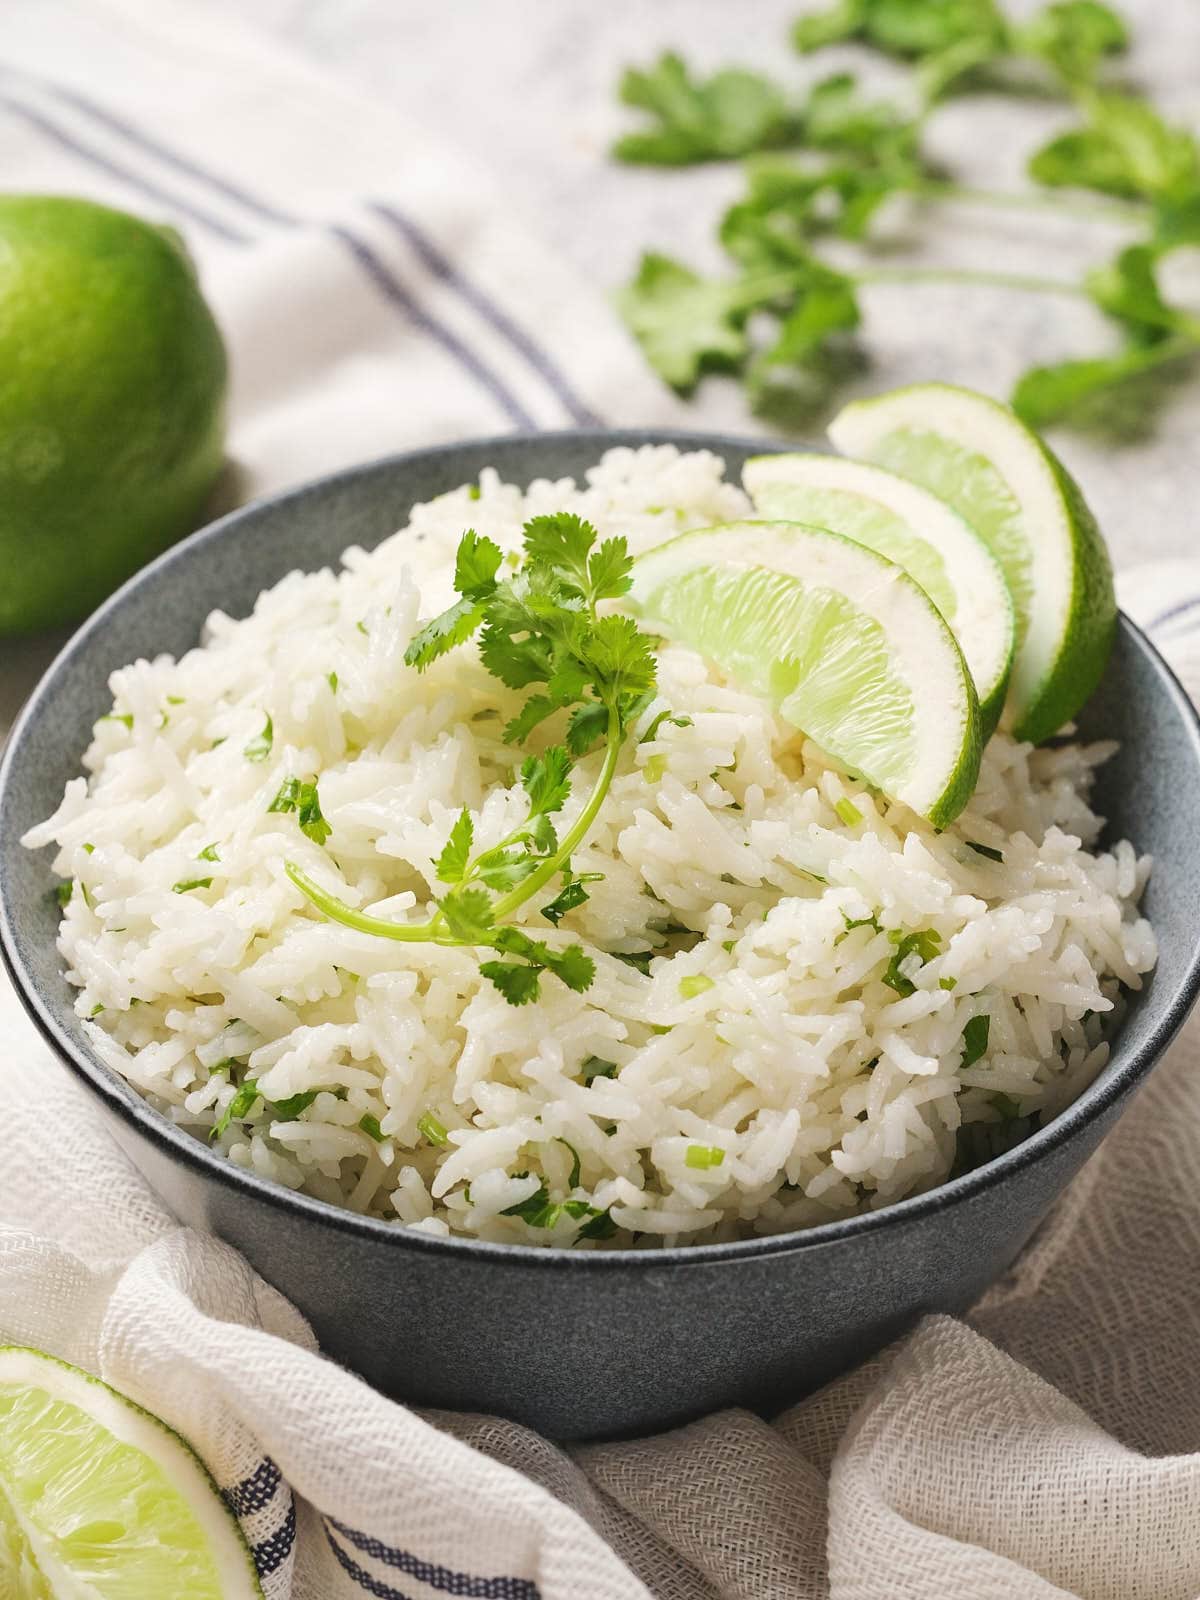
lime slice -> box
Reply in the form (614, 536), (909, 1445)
(742, 452), (1015, 738)
(629, 520), (981, 826)
(0, 1346), (262, 1599)
(828, 382), (1115, 745)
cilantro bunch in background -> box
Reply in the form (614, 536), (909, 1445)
(613, 0), (1200, 431)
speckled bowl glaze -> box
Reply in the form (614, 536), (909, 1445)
(4, 431), (1200, 1442)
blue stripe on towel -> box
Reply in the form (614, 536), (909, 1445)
(223, 1456), (283, 1517)
(37, 82), (300, 228)
(0, 91), (251, 244)
(253, 1499), (297, 1578)
(326, 1519), (541, 1599)
(17, 73), (600, 427)
(0, 69), (535, 430)
(331, 225), (537, 428)
(370, 202), (602, 428)
(1146, 593), (1200, 636)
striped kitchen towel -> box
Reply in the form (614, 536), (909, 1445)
(0, 0), (686, 499)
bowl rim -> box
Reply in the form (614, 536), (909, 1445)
(4, 425), (1200, 1272)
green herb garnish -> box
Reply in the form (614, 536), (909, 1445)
(287, 515), (665, 1005)
(359, 1113), (386, 1142)
(244, 714), (273, 762)
(268, 777), (332, 845)
(679, 973), (715, 999)
(961, 1013), (992, 1067)
(685, 1143), (726, 1169)
(556, 1137), (582, 1189)
(417, 1111), (449, 1146)
(172, 877), (213, 895)
(211, 1077), (260, 1141)
(197, 843), (221, 863)
(269, 1089), (321, 1120)
(834, 796), (863, 826)
(581, 1056), (618, 1082)
(967, 841), (1005, 862)
(881, 928), (942, 996)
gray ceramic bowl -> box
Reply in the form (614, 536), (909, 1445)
(4, 431), (1200, 1442)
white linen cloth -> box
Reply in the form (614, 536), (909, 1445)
(2, 3), (1200, 1596)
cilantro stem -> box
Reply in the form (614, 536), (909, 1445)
(492, 707), (622, 921)
(915, 180), (1150, 226)
(284, 863), (455, 944)
(854, 264), (1088, 299)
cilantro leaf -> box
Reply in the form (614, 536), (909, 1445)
(576, 1207), (619, 1241)
(565, 702), (609, 757)
(1085, 244), (1185, 341)
(434, 808), (474, 885)
(1016, 1), (1128, 86)
(211, 1077), (260, 1140)
(269, 1089), (321, 1120)
(479, 961), (544, 1005)
(960, 1013), (991, 1068)
(556, 1137), (582, 1189)
(268, 777), (331, 845)
(172, 877), (213, 894)
(616, 252), (790, 391)
(794, 0), (1007, 62)
(404, 595), (489, 672)
(503, 694), (562, 747)
(453, 529), (503, 600)
(587, 537), (635, 603)
(437, 886), (495, 943)
(540, 874), (590, 926)
(1028, 94), (1200, 205)
(581, 1056), (618, 1082)
(475, 848), (540, 892)
(881, 929), (942, 996)
(1011, 341), (1197, 428)
(639, 709), (693, 743)
(244, 714), (273, 762)
(521, 746), (572, 818)
(614, 52), (792, 166)
(500, 1177), (553, 1220)
(521, 513), (595, 594)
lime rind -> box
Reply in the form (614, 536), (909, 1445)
(829, 382), (1115, 745)
(742, 452), (1015, 738)
(630, 519), (981, 827)
(0, 1345), (263, 1600)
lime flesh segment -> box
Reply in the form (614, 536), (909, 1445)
(743, 452), (1015, 738)
(829, 382), (1115, 745)
(0, 1347), (262, 1600)
(630, 520), (981, 826)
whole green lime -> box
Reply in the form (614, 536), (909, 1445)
(0, 195), (228, 635)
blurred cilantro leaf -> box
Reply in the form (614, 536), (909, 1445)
(614, 52), (794, 165)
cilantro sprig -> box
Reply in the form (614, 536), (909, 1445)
(613, 3), (1200, 432)
(286, 513), (663, 1005)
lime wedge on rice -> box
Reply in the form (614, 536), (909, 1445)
(828, 382), (1115, 746)
(629, 520), (981, 826)
(0, 1346), (262, 1599)
(742, 451), (1015, 738)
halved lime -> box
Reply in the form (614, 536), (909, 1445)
(629, 520), (981, 826)
(742, 452), (1015, 738)
(828, 382), (1115, 745)
(0, 1346), (262, 1599)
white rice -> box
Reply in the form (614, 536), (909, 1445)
(23, 446), (1157, 1247)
